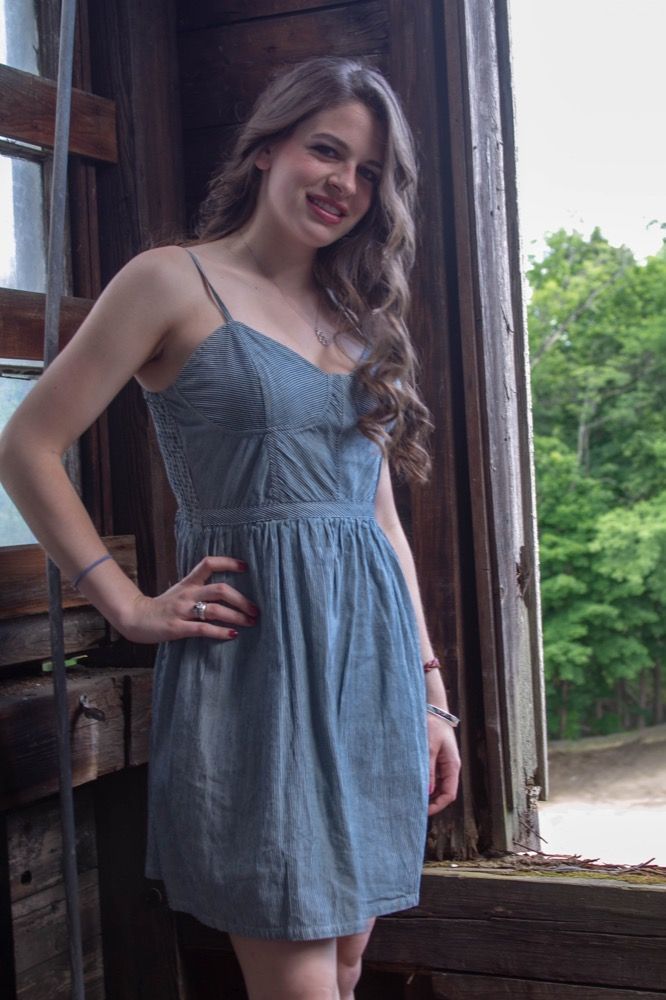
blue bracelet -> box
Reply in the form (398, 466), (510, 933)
(72, 554), (113, 589)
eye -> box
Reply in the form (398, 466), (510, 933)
(358, 165), (380, 186)
(311, 143), (339, 159)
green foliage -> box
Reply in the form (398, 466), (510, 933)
(528, 229), (666, 738)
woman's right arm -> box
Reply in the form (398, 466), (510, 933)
(0, 248), (258, 643)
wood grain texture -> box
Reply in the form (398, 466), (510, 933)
(429, 972), (666, 999)
(0, 64), (117, 162)
(438, 0), (544, 852)
(179, 2), (387, 129)
(0, 608), (107, 670)
(6, 790), (98, 905)
(362, 871), (666, 992)
(15, 937), (105, 1000)
(13, 868), (101, 974)
(0, 667), (152, 810)
(178, 0), (366, 30)
(0, 287), (92, 360)
(386, 0), (484, 861)
(0, 534), (136, 619)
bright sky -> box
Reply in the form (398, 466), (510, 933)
(509, 0), (666, 263)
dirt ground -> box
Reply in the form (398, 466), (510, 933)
(537, 725), (666, 865)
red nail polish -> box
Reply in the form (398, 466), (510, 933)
(228, 629), (239, 639)
(238, 562), (248, 571)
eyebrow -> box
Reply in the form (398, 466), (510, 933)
(310, 132), (384, 172)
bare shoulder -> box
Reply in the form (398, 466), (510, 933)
(111, 245), (198, 314)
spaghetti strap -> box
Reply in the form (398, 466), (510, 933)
(185, 249), (233, 324)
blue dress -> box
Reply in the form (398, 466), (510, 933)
(142, 251), (429, 940)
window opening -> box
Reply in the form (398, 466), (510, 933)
(0, 0), (40, 75)
(511, 0), (666, 866)
(0, 363), (40, 545)
(0, 147), (48, 292)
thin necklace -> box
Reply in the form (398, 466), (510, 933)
(241, 238), (331, 347)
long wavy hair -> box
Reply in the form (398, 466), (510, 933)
(195, 57), (433, 483)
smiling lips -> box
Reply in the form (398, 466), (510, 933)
(306, 194), (348, 224)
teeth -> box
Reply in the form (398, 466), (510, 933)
(310, 196), (342, 217)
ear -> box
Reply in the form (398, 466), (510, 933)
(254, 144), (273, 171)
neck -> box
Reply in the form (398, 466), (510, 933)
(233, 219), (318, 296)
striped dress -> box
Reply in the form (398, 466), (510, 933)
(142, 251), (429, 940)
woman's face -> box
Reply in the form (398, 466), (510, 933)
(254, 100), (385, 249)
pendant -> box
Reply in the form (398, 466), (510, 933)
(315, 328), (330, 347)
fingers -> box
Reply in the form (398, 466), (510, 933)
(196, 582), (260, 626)
(186, 555), (248, 584)
(427, 723), (461, 816)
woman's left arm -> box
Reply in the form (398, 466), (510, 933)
(374, 457), (461, 815)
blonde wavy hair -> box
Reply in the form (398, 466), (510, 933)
(195, 57), (433, 483)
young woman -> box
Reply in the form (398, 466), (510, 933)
(0, 58), (460, 999)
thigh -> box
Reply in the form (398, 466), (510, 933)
(229, 933), (339, 1000)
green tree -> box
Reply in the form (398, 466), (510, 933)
(527, 230), (666, 738)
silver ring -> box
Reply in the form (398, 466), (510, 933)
(193, 601), (207, 622)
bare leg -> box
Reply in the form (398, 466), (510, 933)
(336, 919), (376, 1000)
(230, 934), (340, 1000)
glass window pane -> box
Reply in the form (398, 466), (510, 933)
(0, 373), (38, 546)
(0, 0), (40, 75)
(0, 154), (46, 292)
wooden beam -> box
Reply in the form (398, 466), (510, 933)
(386, 0), (480, 859)
(428, 972), (666, 999)
(0, 288), (92, 361)
(0, 608), (107, 670)
(0, 534), (137, 620)
(0, 667), (152, 811)
(362, 871), (666, 993)
(438, 0), (545, 850)
(0, 64), (117, 163)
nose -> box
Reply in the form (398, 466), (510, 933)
(327, 162), (356, 197)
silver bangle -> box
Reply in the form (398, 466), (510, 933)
(426, 703), (460, 728)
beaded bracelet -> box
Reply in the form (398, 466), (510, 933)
(423, 657), (441, 673)
(426, 703), (460, 728)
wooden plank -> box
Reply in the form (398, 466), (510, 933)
(366, 915), (666, 991)
(385, 1), (476, 858)
(6, 788), (98, 905)
(0, 534), (136, 619)
(416, 869), (666, 936)
(13, 867), (101, 975)
(0, 287), (92, 361)
(0, 607), (107, 669)
(0, 667), (153, 810)
(15, 937), (105, 1000)
(429, 972), (666, 999)
(179, 2), (388, 129)
(438, 0), (545, 851)
(0, 64), (117, 162)
(178, 0), (366, 30)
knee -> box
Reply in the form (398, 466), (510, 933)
(337, 954), (362, 999)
